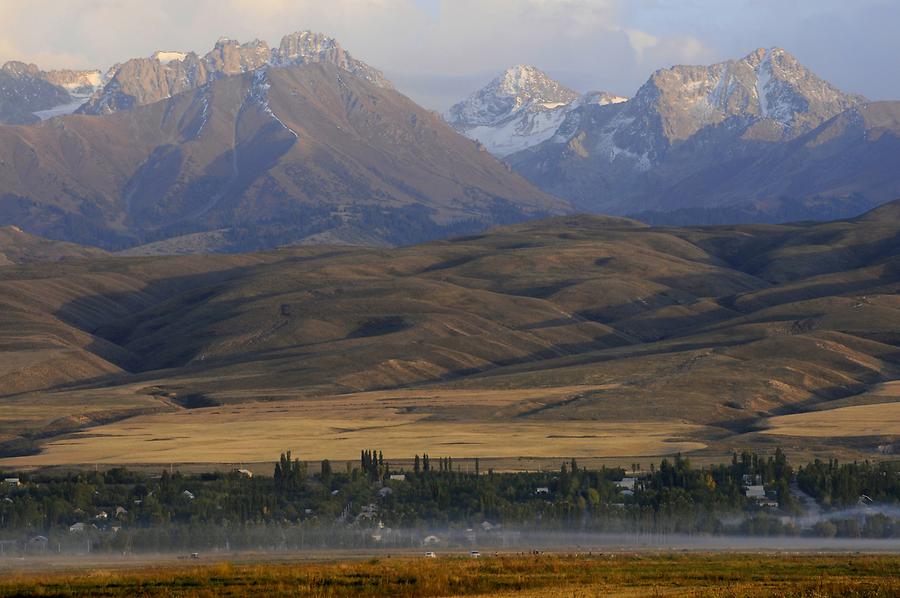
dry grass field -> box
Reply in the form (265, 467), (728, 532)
(763, 403), (900, 438)
(3, 387), (706, 465)
(2, 553), (900, 597)
(762, 381), (900, 437)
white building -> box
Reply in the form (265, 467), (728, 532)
(615, 478), (636, 491)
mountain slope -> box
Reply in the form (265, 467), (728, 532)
(0, 202), (898, 461)
(446, 65), (625, 157)
(0, 62), (567, 250)
(507, 48), (891, 223)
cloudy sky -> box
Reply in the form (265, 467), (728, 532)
(1, 0), (898, 110)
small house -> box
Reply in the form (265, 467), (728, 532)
(69, 522), (86, 533)
(389, 474), (406, 482)
(615, 477), (636, 491)
(744, 485), (766, 500)
(182, 490), (195, 500)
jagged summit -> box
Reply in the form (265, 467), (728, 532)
(445, 65), (594, 156)
(446, 65), (579, 129)
(79, 30), (391, 115)
(634, 46), (866, 144)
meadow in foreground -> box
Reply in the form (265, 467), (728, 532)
(2, 554), (900, 597)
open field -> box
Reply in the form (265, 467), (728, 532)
(763, 401), (900, 438)
(2, 387), (707, 465)
(2, 553), (900, 597)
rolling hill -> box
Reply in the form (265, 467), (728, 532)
(0, 202), (898, 465)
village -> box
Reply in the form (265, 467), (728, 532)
(2, 449), (898, 556)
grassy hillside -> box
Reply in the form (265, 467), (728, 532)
(1, 203), (899, 465)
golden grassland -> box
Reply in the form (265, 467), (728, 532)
(763, 402), (900, 438)
(762, 381), (900, 438)
(2, 553), (900, 597)
(2, 386), (707, 466)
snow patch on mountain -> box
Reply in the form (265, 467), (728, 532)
(153, 51), (188, 64)
(248, 68), (298, 138)
(33, 98), (90, 120)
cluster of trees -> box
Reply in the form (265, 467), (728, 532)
(798, 459), (900, 508)
(360, 450), (385, 481)
(274, 451), (307, 492)
(2, 449), (899, 544)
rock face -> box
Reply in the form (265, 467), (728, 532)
(0, 61), (101, 124)
(445, 65), (625, 157)
(0, 62), (567, 251)
(507, 48), (886, 222)
(80, 31), (391, 116)
(273, 31), (390, 87)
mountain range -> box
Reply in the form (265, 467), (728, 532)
(0, 35), (899, 251)
(457, 48), (900, 224)
(0, 33), (564, 251)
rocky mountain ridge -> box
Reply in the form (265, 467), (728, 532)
(503, 47), (896, 223)
(79, 30), (391, 116)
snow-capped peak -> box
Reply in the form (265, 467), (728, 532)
(446, 65), (578, 128)
(445, 65), (589, 156)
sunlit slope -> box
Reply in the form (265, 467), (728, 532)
(0, 201), (898, 461)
